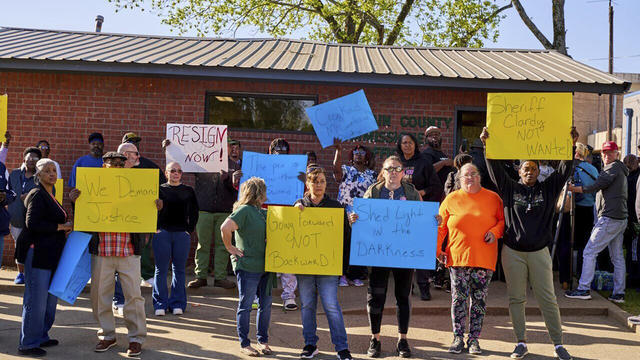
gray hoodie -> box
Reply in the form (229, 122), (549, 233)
(583, 160), (628, 220)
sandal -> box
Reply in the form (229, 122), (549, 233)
(240, 346), (260, 357)
(257, 343), (273, 355)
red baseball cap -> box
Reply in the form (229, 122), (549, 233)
(602, 141), (619, 151)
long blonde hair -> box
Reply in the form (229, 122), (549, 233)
(233, 177), (267, 211)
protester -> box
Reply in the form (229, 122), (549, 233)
(0, 149), (11, 265)
(35, 140), (62, 179)
(122, 132), (167, 184)
(153, 162), (199, 316)
(333, 140), (376, 286)
(538, 161), (555, 182)
(566, 141), (628, 304)
(293, 167), (353, 360)
(480, 127), (576, 360)
(396, 134), (442, 301)
(220, 177), (274, 356)
(437, 163), (504, 355)
(468, 139), (497, 192)
(16, 159), (72, 356)
(68, 132), (104, 188)
(422, 126), (454, 186)
(623, 154), (640, 288)
(8, 147), (42, 284)
(174, 137), (241, 290)
(443, 153), (473, 196)
(70, 151), (159, 357)
(305, 151), (317, 165)
(349, 155), (421, 358)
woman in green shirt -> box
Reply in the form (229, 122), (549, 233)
(221, 177), (272, 357)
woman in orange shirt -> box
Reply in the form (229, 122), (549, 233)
(437, 163), (504, 355)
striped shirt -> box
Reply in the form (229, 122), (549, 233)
(98, 232), (134, 257)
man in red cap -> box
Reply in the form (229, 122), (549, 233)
(566, 141), (628, 304)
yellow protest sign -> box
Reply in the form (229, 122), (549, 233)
(74, 168), (159, 233)
(486, 92), (573, 160)
(0, 95), (7, 142)
(54, 179), (64, 204)
(265, 206), (343, 276)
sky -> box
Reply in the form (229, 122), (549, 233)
(0, 0), (638, 73)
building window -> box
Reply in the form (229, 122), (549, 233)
(206, 93), (316, 132)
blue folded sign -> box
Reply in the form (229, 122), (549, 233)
(49, 231), (92, 305)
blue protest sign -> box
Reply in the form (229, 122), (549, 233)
(349, 198), (438, 270)
(240, 151), (307, 205)
(49, 231), (92, 305)
(305, 90), (379, 148)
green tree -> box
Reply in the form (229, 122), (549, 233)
(108, 0), (512, 47)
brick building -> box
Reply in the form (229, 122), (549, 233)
(0, 27), (631, 265)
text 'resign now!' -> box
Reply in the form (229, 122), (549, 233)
(74, 168), (159, 233)
(165, 123), (228, 173)
(265, 206), (343, 275)
(486, 92), (573, 160)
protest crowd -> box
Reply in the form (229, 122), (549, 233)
(3, 117), (640, 360)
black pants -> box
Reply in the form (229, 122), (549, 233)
(574, 205), (595, 279)
(556, 211), (572, 283)
(624, 224), (640, 288)
(367, 267), (413, 335)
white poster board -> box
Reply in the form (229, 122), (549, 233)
(165, 124), (228, 173)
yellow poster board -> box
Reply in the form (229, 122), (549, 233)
(265, 206), (343, 276)
(0, 95), (7, 142)
(74, 168), (159, 233)
(486, 92), (573, 160)
(54, 178), (64, 204)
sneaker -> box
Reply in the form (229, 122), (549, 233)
(337, 349), (353, 360)
(300, 344), (319, 359)
(510, 344), (528, 359)
(155, 309), (166, 316)
(419, 285), (431, 301)
(628, 315), (640, 324)
(353, 278), (364, 287)
(467, 339), (482, 355)
(40, 339), (59, 348)
(554, 345), (572, 360)
(252, 297), (259, 310)
(339, 276), (349, 287)
(284, 298), (298, 311)
(448, 336), (464, 354)
(14, 272), (25, 284)
(564, 289), (591, 300)
(113, 304), (124, 316)
(214, 278), (236, 289)
(172, 308), (183, 315)
(127, 342), (142, 357)
(18, 347), (46, 356)
(187, 278), (207, 288)
(608, 293), (625, 303)
(396, 338), (411, 358)
(367, 338), (381, 358)
(95, 339), (117, 352)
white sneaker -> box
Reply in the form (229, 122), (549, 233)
(155, 309), (166, 316)
(172, 308), (183, 315)
(141, 278), (154, 287)
(113, 304), (124, 316)
(284, 298), (298, 311)
(628, 315), (640, 324)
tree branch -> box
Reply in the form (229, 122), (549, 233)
(511, 0), (553, 49)
(384, 0), (415, 45)
(552, 0), (567, 54)
(310, 0), (346, 42)
(459, 2), (513, 47)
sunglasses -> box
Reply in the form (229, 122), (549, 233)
(38, 145), (50, 150)
(353, 149), (366, 156)
(384, 166), (403, 173)
(272, 146), (289, 153)
(169, 169), (183, 174)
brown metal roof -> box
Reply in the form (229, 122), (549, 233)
(0, 27), (630, 93)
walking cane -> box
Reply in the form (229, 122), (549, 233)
(551, 181), (570, 260)
(568, 183), (575, 290)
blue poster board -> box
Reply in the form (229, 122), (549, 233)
(49, 231), (92, 305)
(349, 198), (439, 270)
(305, 90), (379, 148)
(239, 151), (307, 205)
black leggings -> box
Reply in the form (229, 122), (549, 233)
(367, 267), (413, 334)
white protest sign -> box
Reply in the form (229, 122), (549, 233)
(165, 124), (228, 173)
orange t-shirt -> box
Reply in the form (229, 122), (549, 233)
(437, 187), (505, 271)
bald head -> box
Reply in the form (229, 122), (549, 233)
(117, 142), (139, 168)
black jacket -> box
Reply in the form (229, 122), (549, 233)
(15, 186), (68, 271)
(195, 157), (242, 213)
(398, 152), (443, 201)
(486, 155), (575, 252)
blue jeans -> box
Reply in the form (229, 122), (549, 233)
(19, 248), (58, 350)
(298, 275), (348, 352)
(578, 216), (627, 294)
(152, 230), (190, 311)
(236, 270), (272, 347)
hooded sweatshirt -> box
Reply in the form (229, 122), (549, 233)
(398, 152), (443, 202)
(486, 156), (575, 252)
(582, 159), (628, 220)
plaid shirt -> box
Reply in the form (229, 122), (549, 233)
(98, 232), (134, 257)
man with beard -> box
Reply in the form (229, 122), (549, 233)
(68, 132), (104, 188)
(421, 126), (454, 187)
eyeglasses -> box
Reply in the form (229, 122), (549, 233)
(272, 146), (289, 153)
(460, 172), (479, 178)
(353, 149), (366, 156)
(38, 145), (50, 150)
(107, 160), (125, 167)
(125, 151), (139, 156)
(384, 166), (403, 173)
(169, 169), (183, 174)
